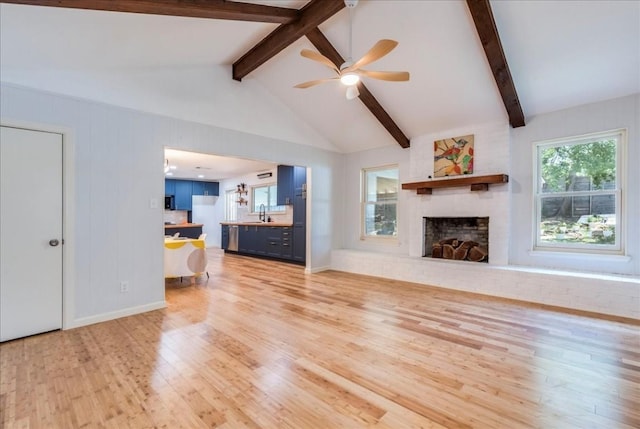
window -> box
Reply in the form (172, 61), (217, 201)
(534, 129), (624, 253)
(252, 184), (284, 213)
(224, 189), (237, 222)
(362, 165), (398, 239)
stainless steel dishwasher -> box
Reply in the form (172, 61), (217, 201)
(228, 225), (239, 251)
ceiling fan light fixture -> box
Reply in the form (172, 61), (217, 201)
(340, 72), (360, 86)
(346, 85), (360, 100)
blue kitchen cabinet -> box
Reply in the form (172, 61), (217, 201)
(191, 181), (204, 196)
(255, 227), (269, 256)
(238, 226), (250, 253)
(174, 180), (193, 211)
(192, 181), (219, 196)
(281, 227), (292, 259)
(265, 227), (282, 258)
(292, 166), (306, 263)
(221, 225), (229, 250)
(276, 165), (294, 205)
(165, 179), (176, 195)
(239, 225), (261, 254)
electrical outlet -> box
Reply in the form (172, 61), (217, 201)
(120, 281), (129, 293)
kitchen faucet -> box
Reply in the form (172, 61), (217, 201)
(259, 203), (266, 222)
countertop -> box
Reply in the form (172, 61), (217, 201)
(220, 221), (293, 227)
(164, 223), (203, 228)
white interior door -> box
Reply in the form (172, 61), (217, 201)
(1, 126), (63, 342)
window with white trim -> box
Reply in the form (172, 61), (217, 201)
(251, 183), (284, 213)
(362, 165), (398, 239)
(534, 129), (624, 254)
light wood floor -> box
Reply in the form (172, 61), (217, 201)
(1, 250), (639, 429)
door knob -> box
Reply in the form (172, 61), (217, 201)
(49, 239), (60, 247)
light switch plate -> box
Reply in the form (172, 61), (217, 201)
(149, 198), (158, 209)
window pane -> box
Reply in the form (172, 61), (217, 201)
(364, 203), (397, 236)
(539, 195), (616, 245)
(540, 140), (616, 194)
(253, 186), (270, 212)
(268, 185), (278, 209)
(366, 168), (398, 203)
(362, 165), (399, 239)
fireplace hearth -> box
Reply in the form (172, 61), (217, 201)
(424, 217), (489, 263)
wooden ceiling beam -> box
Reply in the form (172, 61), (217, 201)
(305, 28), (410, 149)
(466, 0), (525, 128)
(0, 0), (299, 24)
(232, 0), (344, 81)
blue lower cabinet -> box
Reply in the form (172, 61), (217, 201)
(281, 227), (292, 259)
(255, 227), (268, 256)
(292, 225), (305, 262)
(234, 225), (302, 263)
(266, 227), (282, 257)
(221, 225), (229, 250)
(165, 225), (202, 239)
(238, 226), (251, 253)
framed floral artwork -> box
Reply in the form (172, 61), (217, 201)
(434, 134), (474, 177)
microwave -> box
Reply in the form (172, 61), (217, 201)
(164, 195), (175, 210)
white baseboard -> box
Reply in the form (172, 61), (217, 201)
(68, 301), (167, 329)
(306, 265), (330, 274)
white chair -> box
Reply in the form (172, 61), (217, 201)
(173, 232), (180, 238)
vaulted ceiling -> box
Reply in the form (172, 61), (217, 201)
(1, 0), (638, 154)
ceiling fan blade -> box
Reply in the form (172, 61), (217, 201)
(357, 70), (410, 82)
(300, 49), (340, 74)
(294, 77), (339, 89)
(345, 39), (398, 72)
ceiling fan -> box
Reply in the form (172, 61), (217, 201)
(294, 0), (409, 100)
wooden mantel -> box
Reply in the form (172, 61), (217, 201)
(402, 174), (508, 195)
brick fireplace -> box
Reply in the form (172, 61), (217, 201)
(424, 217), (489, 262)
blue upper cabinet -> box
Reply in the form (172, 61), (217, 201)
(203, 181), (219, 196)
(191, 181), (204, 196)
(192, 181), (219, 196)
(166, 179), (219, 211)
(165, 179), (176, 196)
(174, 180), (193, 211)
(277, 165), (294, 205)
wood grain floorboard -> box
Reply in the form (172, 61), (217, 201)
(1, 249), (638, 428)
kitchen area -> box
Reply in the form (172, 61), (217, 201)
(221, 165), (307, 264)
(164, 149), (307, 274)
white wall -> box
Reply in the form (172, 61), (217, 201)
(0, 83), (344, 327)
(333, 96), (639, 319)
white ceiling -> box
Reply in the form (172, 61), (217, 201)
(1, 0), (639, 159)
(164, 148), (275, 181)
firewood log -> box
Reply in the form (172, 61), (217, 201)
(442, 244), (455, 259)
(438, 238), (458, 246)
(468, 246), (488, 262)
(432, 244), (442, 258)
(453, 240), (478, 260)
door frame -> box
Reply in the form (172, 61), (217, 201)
(1, 118), (76, 331)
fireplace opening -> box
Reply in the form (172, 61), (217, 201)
(424, 217), (489, 263)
